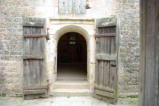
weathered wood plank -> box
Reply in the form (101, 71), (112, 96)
(23, 18), (48, 99)
(98, 60), (103, 86)
(110, 61), (117, 88)
(40, 59), (47, 87)
(23, 56), (44, 60)
(23, 18), (45, 27)
(24, 34), (48, 38)
(98, 38), (102, 53)
(24, 89), (47, 95)
(95, 60), (99, 85)
(140, 3), (148, 106)
(95, 89), (115, 99)
(95, 21), (117, 103)
(101, 36), (105, 54)
(110, 37), (116, 54)
(144, 0), (155, 106)
(96, 54), (116, 60)
(103, 61), (110, 87)
(107, 37), (111, 54)
(96, 33), (116, 37)
(96, 17), (116, 28)
(155, 1), (159, 105)
(23, 26), (49, 40)
(23, 60), (29, 88)
(94, 86), (115, 93)
(140, 0), (159, 106)
(23, 60), (42, 88)
(24, 38), (45, 59)
(96, 38), (100, 54)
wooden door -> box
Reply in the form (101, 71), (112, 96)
(94, 18), (118, 103)
(140, 0), (159, 106)
(23, 18), (49, 99)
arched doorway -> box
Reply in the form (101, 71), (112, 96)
(57, 32), (87, 81)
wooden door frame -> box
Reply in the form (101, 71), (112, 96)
(140, 0), (159, 106)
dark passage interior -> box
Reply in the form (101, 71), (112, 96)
(57, 32), (87, 81)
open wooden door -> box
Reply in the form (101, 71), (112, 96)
(94, 18), (118, 103)
(23, 18), (49, 99)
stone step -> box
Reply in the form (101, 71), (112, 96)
(51, 89), (90, 96)
(53, 81), (90, 89)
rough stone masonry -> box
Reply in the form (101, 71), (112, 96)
(0, 0), (140, 96)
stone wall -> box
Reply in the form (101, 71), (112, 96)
(117, 0), (140, 95)
(0, 0), (140, 96)
(0, 0), (47, 96)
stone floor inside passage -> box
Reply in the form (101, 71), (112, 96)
(0, 96), (138, 106)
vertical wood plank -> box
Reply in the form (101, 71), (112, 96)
(103, 61), (109, 87)
(98, 60), (103, 86)
(24, 60), (29, 88)
(110, 37), (116, 54)
(145, 0), (155, 106)
(155, 1), (159, 105)
(24, 60), (44, 89)
(24, 38), (45, 58)
(140, 0), (159, 105)
(95, 60), (99, 85)
(110, 61), (117, 89)
(101, 37), (105, 54)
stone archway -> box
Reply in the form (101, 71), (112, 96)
(48, 25), (96, 94)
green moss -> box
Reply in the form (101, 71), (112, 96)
(128, 100), (136, 104)
(0, 93), (6, 97)
(67, 96), (70, 98)
(127, 95), (138, 98)
(119, 94), (139, 98)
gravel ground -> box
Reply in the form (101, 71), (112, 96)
(0, 96), (138, 106)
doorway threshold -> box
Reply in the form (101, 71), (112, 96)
(52, 81), (90, 96)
